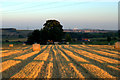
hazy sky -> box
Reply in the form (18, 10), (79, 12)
(0, 0), (119, 30)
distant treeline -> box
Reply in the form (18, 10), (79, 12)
(65, 32), (119, 40)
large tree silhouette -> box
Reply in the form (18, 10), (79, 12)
(43, 20), (63, 42)
(27, 20), (64, 44)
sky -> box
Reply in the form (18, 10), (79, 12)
(0, 0), (119, 30)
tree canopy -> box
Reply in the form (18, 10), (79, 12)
(27, 20), (64, 44)
(43, 20), (63, 42)
(65, 34), (71, 42)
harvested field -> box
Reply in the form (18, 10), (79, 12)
(1, 45), (120, 79)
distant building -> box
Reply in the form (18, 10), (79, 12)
(82, 38), (90, 41)
(63, 29), (111, 33)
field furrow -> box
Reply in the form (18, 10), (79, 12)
(71, 45), (119, 64)
(11, 61), (44, 78)
(2, 45), (31, 50)
(56, 46), (85, 78)
(11, 45), (51, 78)
(2, 48), (33, 62)
(87, 45), (120, 55)
(45, 57), (53, 78)
(13, 45), (47, 60)
(2, 46), (30, 52)
(52, 45), (78, 78)
(1, 50), (22, 57)
(80, 64), (116, 78)
(1, 60), (21, 72)
(79, 45), (120, 58)
(89, 49), (119, 58)
(2, 44), (119, 79)
(2, 45), (48, 78)
(65, 45), (119, 77)
(34, 45), (51, 61)
(58, 45), (97, 78)
(87, 45), (115, 49)
(1, 50), (9, 53)
(107, 65), (120, 71)
(59, 45), (89, 63)
(14, 51), (40, 60)
(1, 47), (32, 58)
(52, 46), (62, 78)
(35, 45), (53, 78)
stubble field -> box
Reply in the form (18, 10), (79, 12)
(1, 45), (120, 79)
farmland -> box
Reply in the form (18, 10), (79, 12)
(1, 45), (120, 79)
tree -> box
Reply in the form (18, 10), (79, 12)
(107, 36), (111, 42)
(27, 30), (41, 44)
(112, 37), (117, 40)
(107, 36), (111, 45)
(27, 20), (64, 44)
(65, 34), (71, 42)
(43, 20), (64, 42)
